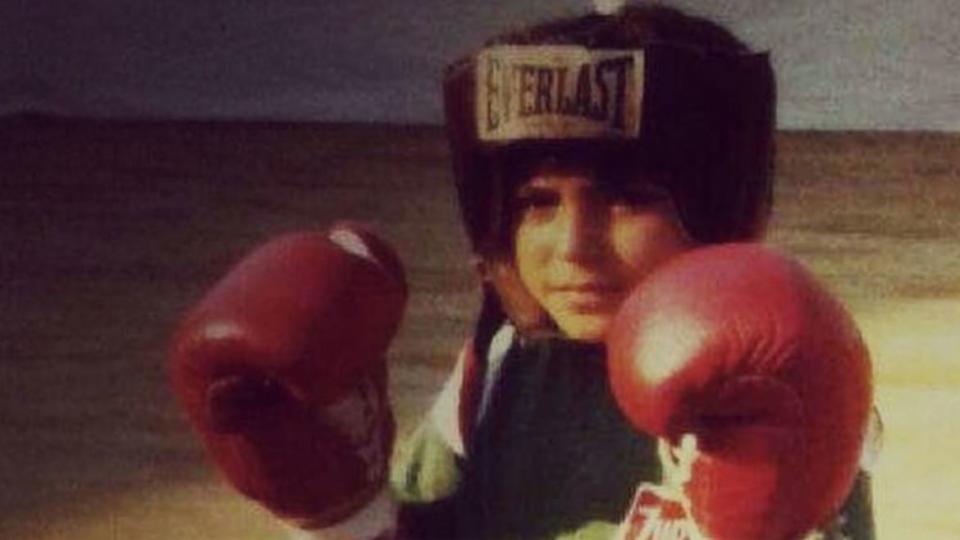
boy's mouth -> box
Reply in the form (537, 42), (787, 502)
(548, 282), (623, 311)
(550, 280), (621, 292)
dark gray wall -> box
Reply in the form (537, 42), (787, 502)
(3, 0), (957, 129)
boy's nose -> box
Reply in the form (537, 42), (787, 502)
(555, 205), (607, 261)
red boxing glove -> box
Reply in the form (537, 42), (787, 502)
(607, 244), (872, 540)
(169, 223), (407, 528)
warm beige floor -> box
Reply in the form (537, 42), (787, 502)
(2, 121), (958, 538)
(859, 301), (960, 538)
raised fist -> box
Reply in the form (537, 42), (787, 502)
(169, 223), (407, 527)
(607, 243), (872, 540)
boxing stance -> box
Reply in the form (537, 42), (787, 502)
(168, 4), (877, 539)
(169, 232), (872, 540)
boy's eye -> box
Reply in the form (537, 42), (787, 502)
(513, 188), (560, 217)
(516, 192), (558, 209)
(609, 186), (670, 210)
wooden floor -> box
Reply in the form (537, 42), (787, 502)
(2, 117), (959, 538)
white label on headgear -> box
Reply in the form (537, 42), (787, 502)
(476, 45), (644, 142)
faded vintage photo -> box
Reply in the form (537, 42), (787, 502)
(1, 1), (958, 539)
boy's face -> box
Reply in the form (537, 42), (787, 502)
(512, 165), (693, 341)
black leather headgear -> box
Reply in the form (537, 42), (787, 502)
(443, 8), (776, 257)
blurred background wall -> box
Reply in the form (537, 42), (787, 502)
(2, 0), (958, 130)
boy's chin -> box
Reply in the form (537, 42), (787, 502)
(554, 313), (612, 343)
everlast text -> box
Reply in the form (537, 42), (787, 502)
(476, 46), (644, 142)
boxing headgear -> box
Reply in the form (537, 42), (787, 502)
(443, 6), (776, 257)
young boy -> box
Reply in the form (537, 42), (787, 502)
(388, 5), (875, 539)
(170, 3), (877, 539)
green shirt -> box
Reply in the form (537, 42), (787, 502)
(392, 331), (875, 540)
